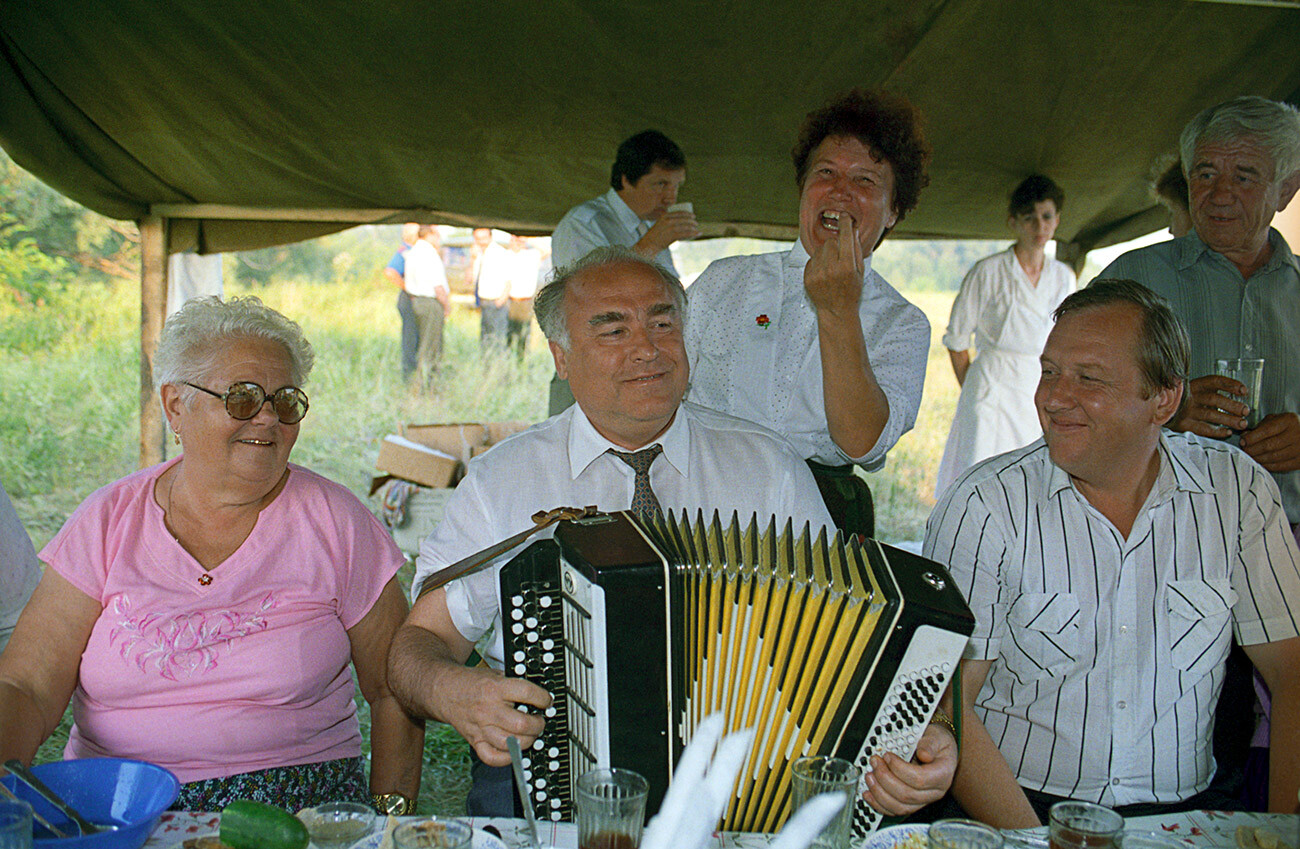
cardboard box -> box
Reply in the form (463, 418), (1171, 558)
(374, 435), (458, 489)
(374, 420), (533, 490)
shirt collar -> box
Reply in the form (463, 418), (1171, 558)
(785, 239), (875, 277)
(567, 402), (690, 479)
(604, 187), (649, 232)
(1175, 227), (1299, 275)
(1042, 430), (1208, 504)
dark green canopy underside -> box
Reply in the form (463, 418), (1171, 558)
(3, 0), (1299, 255)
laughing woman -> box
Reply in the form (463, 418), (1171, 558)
(0, 296), (422, 814)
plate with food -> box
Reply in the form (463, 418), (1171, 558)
(352, 822), (507, 849)
(862, 823), (930, 849)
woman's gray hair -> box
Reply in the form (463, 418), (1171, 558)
(1180, 96), (1300, 185)
(1053, 278), (1190, 426)
(534, 246), (687, 349)
(153, 296), (315, 399)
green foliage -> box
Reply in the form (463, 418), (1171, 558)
(0, 215), (72, 305)
(0, 150), (137, 282)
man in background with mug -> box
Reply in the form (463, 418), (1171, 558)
(547, 130), (700, 414)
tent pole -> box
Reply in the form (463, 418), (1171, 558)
(139, 215), (168, 468)
(1056, 240), (1089, 277)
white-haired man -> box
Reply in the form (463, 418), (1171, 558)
(1102, 96), (1300, 538)
(387, 247), (956, 818)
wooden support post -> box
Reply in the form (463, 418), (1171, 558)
(139, 216), (168, 468)
(1055, 240), (1089, 277)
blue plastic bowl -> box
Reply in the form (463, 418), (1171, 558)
(0, 758), (179, 849)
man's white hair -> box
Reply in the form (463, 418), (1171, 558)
(1180, 95), (1300, 184)
(533, 246), (687, 350)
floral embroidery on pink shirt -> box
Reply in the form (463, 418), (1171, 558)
(107, 593), (279, 681)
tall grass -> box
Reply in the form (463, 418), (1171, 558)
(11, 267), (962, 814)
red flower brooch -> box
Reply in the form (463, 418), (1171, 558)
(756, 314), (771, 328)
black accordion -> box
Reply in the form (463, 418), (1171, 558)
(498, 510), (974, 838)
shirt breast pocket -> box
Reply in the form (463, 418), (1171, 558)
(1165, 579), (1236, 679)
(1003, 592), (1080, 681)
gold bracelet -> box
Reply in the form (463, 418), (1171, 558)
(928, 710), (958, 739)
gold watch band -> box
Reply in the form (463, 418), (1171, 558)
(928, 710), (958, 740)
(372, 793), (414, 816)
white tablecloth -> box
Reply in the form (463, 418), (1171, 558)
(143, 810), (1298, 849)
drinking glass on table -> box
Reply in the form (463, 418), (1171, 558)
(576, 768), (649, 849)
(1048, 801), (1123, 849)
(790, 756), (860, 849)
(392, 817), (474, 849)
(0, 798), (32, 849)
(929, 818), (1005, 849)
(1215, 358), (1265, 429)
(297, 801), (376, 849)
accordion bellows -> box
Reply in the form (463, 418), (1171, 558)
(500, 510), (974, 838)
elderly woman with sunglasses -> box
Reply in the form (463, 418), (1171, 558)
(0, 296), (423, 814)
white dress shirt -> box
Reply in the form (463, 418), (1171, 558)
(507, 247), (543, 299)
(935, 247), (1074, 495)
(685, 242), (929, 469)
(473, 241), (511, 302)
(551, 188), (676, 274)
(403, 239), (448, 298)
(924, 432), (1300, 806)
(412, 402), (834, 666)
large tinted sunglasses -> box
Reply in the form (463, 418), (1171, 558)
(184, 381), (310, 424)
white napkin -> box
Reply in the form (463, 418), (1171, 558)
(640, 713), (843, 849)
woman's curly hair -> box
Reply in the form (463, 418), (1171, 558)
(791, 88), (932, 226)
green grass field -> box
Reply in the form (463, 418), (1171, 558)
(7, 270), (961, 814)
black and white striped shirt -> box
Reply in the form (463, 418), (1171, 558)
(924, 432), (1300, 805)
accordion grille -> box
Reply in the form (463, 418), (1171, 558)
(646, 512), (886, 833)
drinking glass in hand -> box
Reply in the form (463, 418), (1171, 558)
(1049, 801), (1123, 849)
(790, 756), (860, 849)
(0, 799), (32, 849)
(928, 818), (1005, 849)
(1215, 358), (1265, 429)
(576, 768), (649, 849)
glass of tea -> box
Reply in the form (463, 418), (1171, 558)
(1049, 801), (1124, 849)
(790, 756), (861, 849)
(576, 768), (649, 849)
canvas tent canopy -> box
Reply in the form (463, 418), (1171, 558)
(4, 0), (1300, 253)
(2, 0), (1300, 461)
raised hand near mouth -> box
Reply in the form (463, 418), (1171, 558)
(804, 212), (865, 319)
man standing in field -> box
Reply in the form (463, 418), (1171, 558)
(382, 222), (420, 380)
(403, 225), (450, 385)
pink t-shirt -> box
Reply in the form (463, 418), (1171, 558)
(39, 458), (403, 783)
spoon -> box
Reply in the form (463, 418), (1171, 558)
(3, 759), (106, 836)
(0, 780), (69, 838)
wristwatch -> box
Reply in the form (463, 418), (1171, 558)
(372, 793), (414, 816)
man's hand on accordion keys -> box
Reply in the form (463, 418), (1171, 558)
(444, 666), (553, 767)
(859, 721), (958, 816)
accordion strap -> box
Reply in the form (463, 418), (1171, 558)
(414, 504), (598, 600)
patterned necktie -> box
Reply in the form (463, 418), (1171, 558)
(608, 444), (663, 519)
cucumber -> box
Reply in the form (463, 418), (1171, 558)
(219, 799), (310, 849)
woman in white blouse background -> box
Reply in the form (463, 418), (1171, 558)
(934, 175), (1076, 497)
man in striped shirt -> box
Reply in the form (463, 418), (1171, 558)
(925, 280), (1300, 825)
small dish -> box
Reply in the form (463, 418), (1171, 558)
(862, 823), (930, 849)
(353, 827), (506, 849)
